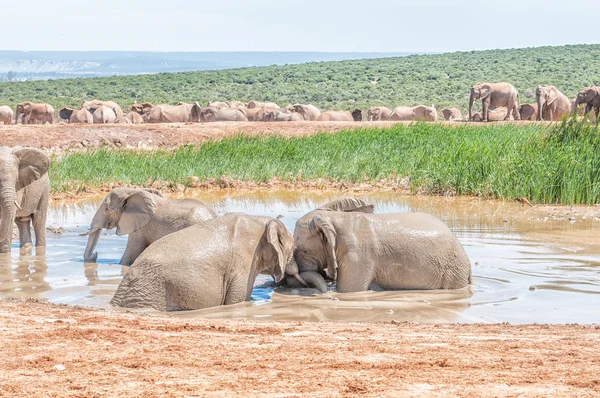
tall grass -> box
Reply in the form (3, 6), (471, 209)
(50, 121), (600, 204)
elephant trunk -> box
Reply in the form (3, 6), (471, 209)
(0, 189), (17, 245)
(468, 92), (475, 120)
(537, 97), (544, 121)
(298, 270), (328, 293)
(83, 228), (101, 262)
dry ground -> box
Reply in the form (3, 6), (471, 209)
(0, 298), (599, 397)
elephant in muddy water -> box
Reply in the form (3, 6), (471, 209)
(535, 86), (571, 121)
(287, 198), (472, 293)
(0, 106), (14, 125)
(572, 87), (600, 122)
(518, 103), (538, 121)
(200, 107), (249, 122)
(293, 104), (321, 121)
(59, 108), (94, 124)
(367, 106), (392, 121)
(390, 105), (437, 121)
(469, 82), (520, 122)
(82, 100), (124, 118)
(82, 188), (217, 266)
(110, 214), (304, 311)
(0, 147), (50, 253)
(440, 108), (462, 121)
(15, 102), (55, 124)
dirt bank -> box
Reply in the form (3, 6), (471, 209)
(0, 298), (598, 397)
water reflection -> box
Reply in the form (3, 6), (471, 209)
(0, 189), (598, 324)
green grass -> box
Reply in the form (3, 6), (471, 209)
(50, 121), (600, 205)
(1, 44), (600, 112)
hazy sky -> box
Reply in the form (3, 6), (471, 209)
(3, 0), (598, 52)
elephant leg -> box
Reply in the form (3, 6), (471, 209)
(512, 103), (520, 120)
(120, 233), (148, 266)
(224, 276), (249, 305)
(482, 100), (489, 122)
(335, 253), (374, 293)
(15, 218), (32, 247)
(32, 211), (47, 247)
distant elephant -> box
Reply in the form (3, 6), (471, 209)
(316, 111), (353, 121)
(115, 111), (144, 124)
(247, 101), (280, 109)
(367, 106), (392, 121)
(292, 104), (321, 121)
(0, 147), (50, 253)
(468, 82), (520, 122)
(83, 188), (217, 266)
(518, 103), (538, 121)
(227, 101), (246, 109)
(110, 214), (304, 311)
(115, 116), (132, 124)
(535, 86), (571, 121)
(389, 105), (437, 121)
(253, 107), (279, 121)
(265, 110), (304, 122)
(351, 109), (362, 121)
(0, 105), (13, 125)
(288, 198), (471, 293)
(207, 101), (230, 110)
(59, 108), (93, 124)
(131, 102), (201, 123)
(572, 87), (600, 121)
(82, 100), (124, 118)
(440, 108), (462, 121)
(92, 106), (117, 124)
(200, 107), (249, 122)
(15, 102), (55, 124)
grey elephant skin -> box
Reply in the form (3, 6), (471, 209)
(290, 198), (472, 293)
(535, 85), (571, 121)
(111, 214), (302, 311)
(83, 188), (217, 266)
(0, 147), (50, 253)
(469, 82), (520, 122)
(0, 105), (13, 125)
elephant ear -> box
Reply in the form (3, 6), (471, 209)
(309, 215), (338, 280)
(13, 148), (50, 191)
(479, 86), (492, 100)
(317, 197), (374, 213)
(116, 191), (157, 236)
(265, 220), (289, 283)
(547, 88), (559, 105)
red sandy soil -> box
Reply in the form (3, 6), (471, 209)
(0, 298), (599, 397)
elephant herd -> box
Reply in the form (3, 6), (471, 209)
(0, 151), (472, 312)
(1, 83), (599, 126)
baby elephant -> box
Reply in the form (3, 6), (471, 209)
(290, 198), (472, 293)
(111, 214), (303, 311)
(82, 188), (216, 265)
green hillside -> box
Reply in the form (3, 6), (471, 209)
(1, 44), (599, 112)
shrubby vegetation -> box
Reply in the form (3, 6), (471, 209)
(51, 121), (600, 205)
(1, 45), (600, 112)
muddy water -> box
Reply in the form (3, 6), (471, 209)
(1, 190), (599, 324)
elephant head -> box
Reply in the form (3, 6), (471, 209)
(259, 219), (304, 285)
(82, 188), (162, 262)
(15, 102), (32, 124)
(200, 107), (219, 122)
(190, 102), (202, 123)
(351, 109), (363, 121)
(535, 86), (558, 121)
(469, 83), (491, 120)
(574, 87), (599, 110)
(293, 104), (310, 119)
(59, 108), (74, 122)
(131, 102), (153, 116)
(0, 147), (50, 250)
(290, 198), (374, 291)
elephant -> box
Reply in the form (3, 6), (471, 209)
(199, 107), (248, 122)
(316, 111), (355, 121)
(115, 111), (144, 124)
(535, 86), (571, 121)
(82, 188), (217, 266)
(292, 104), (321, 121)
(110, 213), (304, 311)
(15, 102), (54, 124)
(468, 82), (520, 122)
(227, 101), (247, 109)
(389, 105), (438, 121)
(207, 101), (231, 110)
(0, 147), (50, 254)
(440, 108), (462, 121)
(253, 107), (279, 122)
(0, 106), (13, 125)
(59, 108), (93, 124)
(131, 102), (201, 123)
(115, 115), (132, 124)
(572, 87), (600, 121)
(518, 103), (538, 121)
(473, 107), (512, 122)
(288, 198), (472, 293)
(367, 106), (392, 121)
(470, 112), (483, 122)
(82, 100), (124, 118)
(351, 109), (362, 121)
(247, 101), (280, 109)
(92, 106), (117, 124)
(265, 110), (304, 122)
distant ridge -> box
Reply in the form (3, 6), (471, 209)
(0, 51), (417, 81)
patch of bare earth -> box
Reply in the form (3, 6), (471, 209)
(0, 298), (599, 397)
